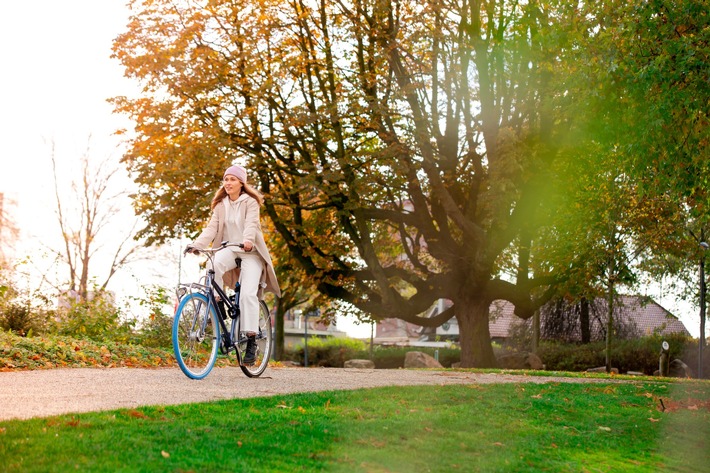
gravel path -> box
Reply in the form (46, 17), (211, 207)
(0, 366), (615, 421)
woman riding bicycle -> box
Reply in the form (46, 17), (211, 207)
(186, 165), (280, 364)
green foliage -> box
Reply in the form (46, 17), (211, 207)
(128, 285), (174, 348)
(0, 303), (51, 337)
(560, 0), (710, 288)
(0, 267), (53, 337)
(132, 312), (173, 348)
(367, 346), (461, 369)
(289, 337), (368, 367)
(1, 382), (708, 472)
(55, 296), (134, 344)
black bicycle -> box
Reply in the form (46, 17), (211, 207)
(172, 241), (272, 379)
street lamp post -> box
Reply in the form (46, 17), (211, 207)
(303, 312), (309, 368)
(699, 241), (709, 378)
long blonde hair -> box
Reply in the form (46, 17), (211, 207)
(210, 180), (264, 210)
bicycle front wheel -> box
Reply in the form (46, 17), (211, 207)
(238, 300), (272, 377)
(173, 292), (220, 379)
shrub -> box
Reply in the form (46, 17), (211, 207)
(0, 303), (52, 336)
(285, 339), (461, 368)
(55, 296), (134, 344)
(0, 280), (54, 336)
(129, 286), (174, 348)
(536, 342), (604, 372)
(367, 345), (460, 368)
(289, 337), (368, 367)
(537, 333), (695, 375)
(133, 313), (173, 348)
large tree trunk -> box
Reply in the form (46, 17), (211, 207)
(456, 298), (497, 368)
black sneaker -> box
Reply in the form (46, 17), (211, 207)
(243, 335), (257, 364)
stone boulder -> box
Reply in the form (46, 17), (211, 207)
(587, 366), (619, 374)
(497, 352), (544, 370)
(653, 359), (692, 378)
(404, 351), (443, 368)
(669, 359), (691, 378)
(344, 359), (376, 369)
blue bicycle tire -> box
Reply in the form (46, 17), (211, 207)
(173, 292), (220, 379)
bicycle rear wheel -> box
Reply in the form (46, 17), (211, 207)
(238, 300), (272, 377)
(173, 292), (220, 379)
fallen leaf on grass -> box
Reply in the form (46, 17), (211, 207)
(128, 410), (148, 419)
(161, 451), (170, 458)
(598, 426), (611, 432)
(648, 418), (660, 422)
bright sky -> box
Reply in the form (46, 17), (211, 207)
(0, 1), (135, 233)
(0, 1), (701, 339)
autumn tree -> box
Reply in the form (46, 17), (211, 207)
(113, 0), (603, 367)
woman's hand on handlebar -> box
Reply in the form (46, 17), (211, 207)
(184, 245), (200, 255)
(242, 240), (254, 252)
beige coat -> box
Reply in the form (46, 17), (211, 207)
(192, 195), (281, 297)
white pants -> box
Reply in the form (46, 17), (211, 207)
(212, 250), (264, 333)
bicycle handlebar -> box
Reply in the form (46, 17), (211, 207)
(184, 241), (245, 256)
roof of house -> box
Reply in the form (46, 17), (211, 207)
(489, 300), (516, 339)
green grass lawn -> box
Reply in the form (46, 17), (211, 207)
(1, 380), (708, 472)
